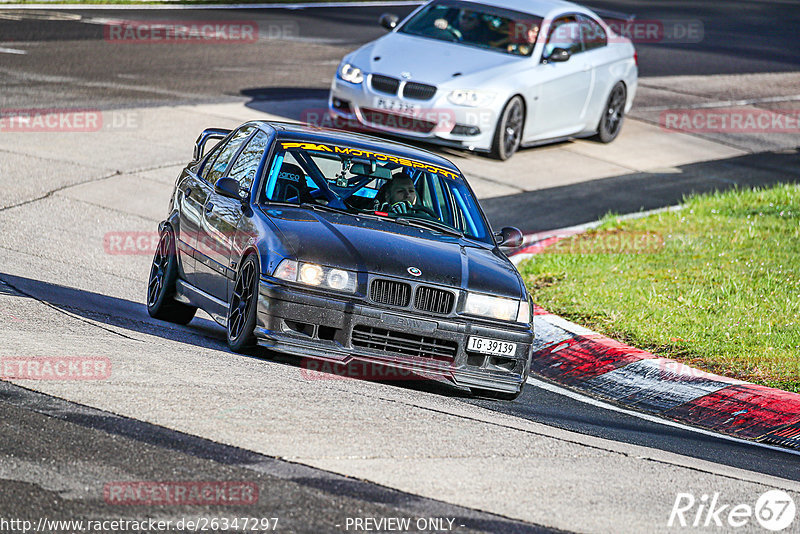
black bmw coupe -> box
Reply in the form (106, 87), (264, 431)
(148, 121), (533, 399)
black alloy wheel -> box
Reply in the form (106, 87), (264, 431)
(490, 96), (525, 160)
(596, 82), (626, 143)
(227, 254), (259, 352)
(147, 227), (196, 325)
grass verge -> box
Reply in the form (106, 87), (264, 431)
(519, 184), (800, 393)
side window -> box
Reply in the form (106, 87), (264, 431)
(227, 131), (269, 191)
(263, 151), (323, 204)
(580, 16), (607, 51)
(544, 16), (583, 58)
(428, 174), (455, 226)
(201, 126), (254, 184)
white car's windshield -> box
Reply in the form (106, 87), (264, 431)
(261, 141), (493, 244)
(398, 0), (542, 56)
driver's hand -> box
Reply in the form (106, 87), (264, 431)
(389, 201), (413, 214)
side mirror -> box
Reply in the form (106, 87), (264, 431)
(495, 226), (524, 248)
(379, 13), (399, 31)
(546, 47), (571, 63)
(194, 128), (230, 161)
(214, 177), (246, 202)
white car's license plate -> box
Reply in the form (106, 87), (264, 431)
(375, 97), (418, 115)
(467, 336), (516, 356)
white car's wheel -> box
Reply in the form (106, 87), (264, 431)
(490, 96), (524, 160)
(596, 82), (626, 143)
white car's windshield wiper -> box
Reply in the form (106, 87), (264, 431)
(394, 217), (464, 237)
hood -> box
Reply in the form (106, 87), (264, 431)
(350, 33), (522, 87)
(263, 207), (523, 299)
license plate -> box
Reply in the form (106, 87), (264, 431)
(375, 97), (418, 115)
(467, 336), (516, 356)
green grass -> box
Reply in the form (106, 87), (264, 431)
(519, 184), (800, 393)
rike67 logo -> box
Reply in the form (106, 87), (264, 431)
(669, 490), (796, 531)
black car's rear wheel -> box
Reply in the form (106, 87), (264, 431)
(595, 82), (626, 143)
(490, 96), (525, 160)
(227, 254), (259, 352)
(147, 227), (197, 325)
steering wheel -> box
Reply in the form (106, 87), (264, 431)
(434, 17), (462, 41)
(444, 24), (463, 41)
(413, 206), (437, 217)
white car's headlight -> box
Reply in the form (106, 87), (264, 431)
(447, 90), (494, 107)
(338, 63), (364, 84)
(464, 292), (520, 322)
(273, 259), (357, 293)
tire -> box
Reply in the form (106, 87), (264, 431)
(227, 254), (259, 352)
(471, 384), (524, 401)
(490, 96), (525, 160)
(147, 227), (197, 325)
(595, 82), (626, 143)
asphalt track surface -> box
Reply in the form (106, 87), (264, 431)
(1, 2), (800, 531)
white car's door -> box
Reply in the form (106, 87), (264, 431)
(524, 17), (594, 141)
(577, 14), (621, 130)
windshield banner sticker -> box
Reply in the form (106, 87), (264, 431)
(279, 142), (458, 180)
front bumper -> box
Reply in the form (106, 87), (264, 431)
(328, 77), (498, 152)
(254, 278), (533, 394)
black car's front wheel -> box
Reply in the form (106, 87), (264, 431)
(490, 96), (525, 160)
(227, 254), (260, 352)
(595, 82), (626, 143)
(147, 227), (197, 325)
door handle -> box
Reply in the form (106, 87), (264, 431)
(205, 203), (214, 213)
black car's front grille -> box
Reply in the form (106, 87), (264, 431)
(361, 109), (437, 134)
(370, 74), (400, 95)
(414, 286), (454, 314)
(370, 279), (411, 307)
(352, 325), (457, 361)
(402, 82), (437, 101)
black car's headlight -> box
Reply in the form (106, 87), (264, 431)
(338, 63), (364, 84)
(464, 292), (530, 323)
(273, 259), (357, 293)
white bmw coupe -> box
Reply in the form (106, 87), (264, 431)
(329, 0), (637, 159)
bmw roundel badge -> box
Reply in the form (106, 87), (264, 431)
(407, 266), (422, 277)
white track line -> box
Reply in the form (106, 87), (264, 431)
(0, 46), (26, 54)
(527, 376), (800, 458)
(637, 94), (800, 112)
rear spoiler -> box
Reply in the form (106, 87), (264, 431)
(591, 7), (636, 26)
(193, 128), (231, 161)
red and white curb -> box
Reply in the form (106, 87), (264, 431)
(509, 220), (800, 452)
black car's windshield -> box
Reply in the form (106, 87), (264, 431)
(398, 0), (542, 56)
(261, 140), (492, 244)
